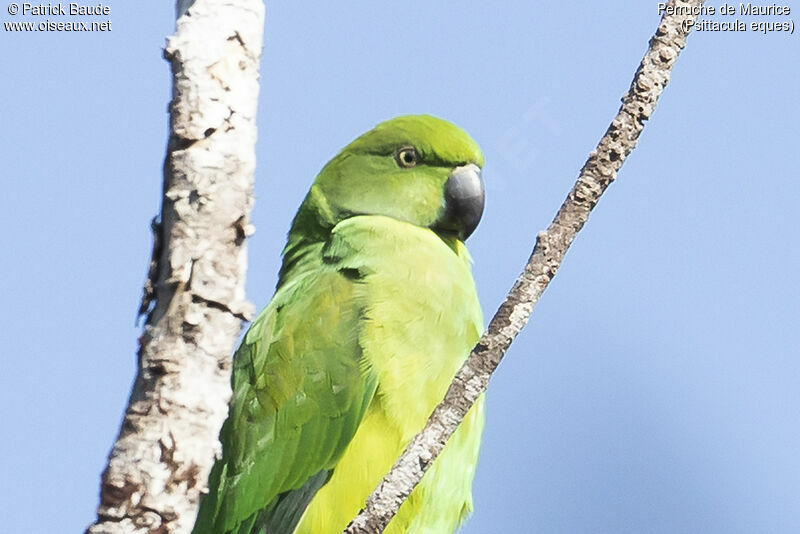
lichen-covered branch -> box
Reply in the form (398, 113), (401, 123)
(86, 1), (265, 532)
(344, 1), (705, 532)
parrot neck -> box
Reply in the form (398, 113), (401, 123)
(277, 188), (335, 288)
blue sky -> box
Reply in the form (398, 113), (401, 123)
(2, 2), (799, 533)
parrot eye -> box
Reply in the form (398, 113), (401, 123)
(395, 147), (419, 168)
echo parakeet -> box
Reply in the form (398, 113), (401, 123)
(193, 115), (486, 534)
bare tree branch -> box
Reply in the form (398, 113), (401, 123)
(86, 1), (264, 532)
(344, 1), (705, 532)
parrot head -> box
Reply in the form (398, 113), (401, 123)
(299, 115), (485, 242)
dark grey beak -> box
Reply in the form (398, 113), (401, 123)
(432, 163), (485, 241)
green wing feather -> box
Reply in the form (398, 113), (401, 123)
(193, 264), (377, 534)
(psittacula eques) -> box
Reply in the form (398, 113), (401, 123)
(192, 115), (486, 534)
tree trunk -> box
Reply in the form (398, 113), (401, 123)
(86, 1), (265, 532)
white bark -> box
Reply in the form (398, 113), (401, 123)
(86, 1), (264, 533)
(344, 1), (706, 532)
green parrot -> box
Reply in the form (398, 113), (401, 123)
(192, 115), (486, 534)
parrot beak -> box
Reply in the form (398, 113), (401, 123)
(432, 163), (485, 241)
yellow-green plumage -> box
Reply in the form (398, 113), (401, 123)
(193, 115), (486, 534)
